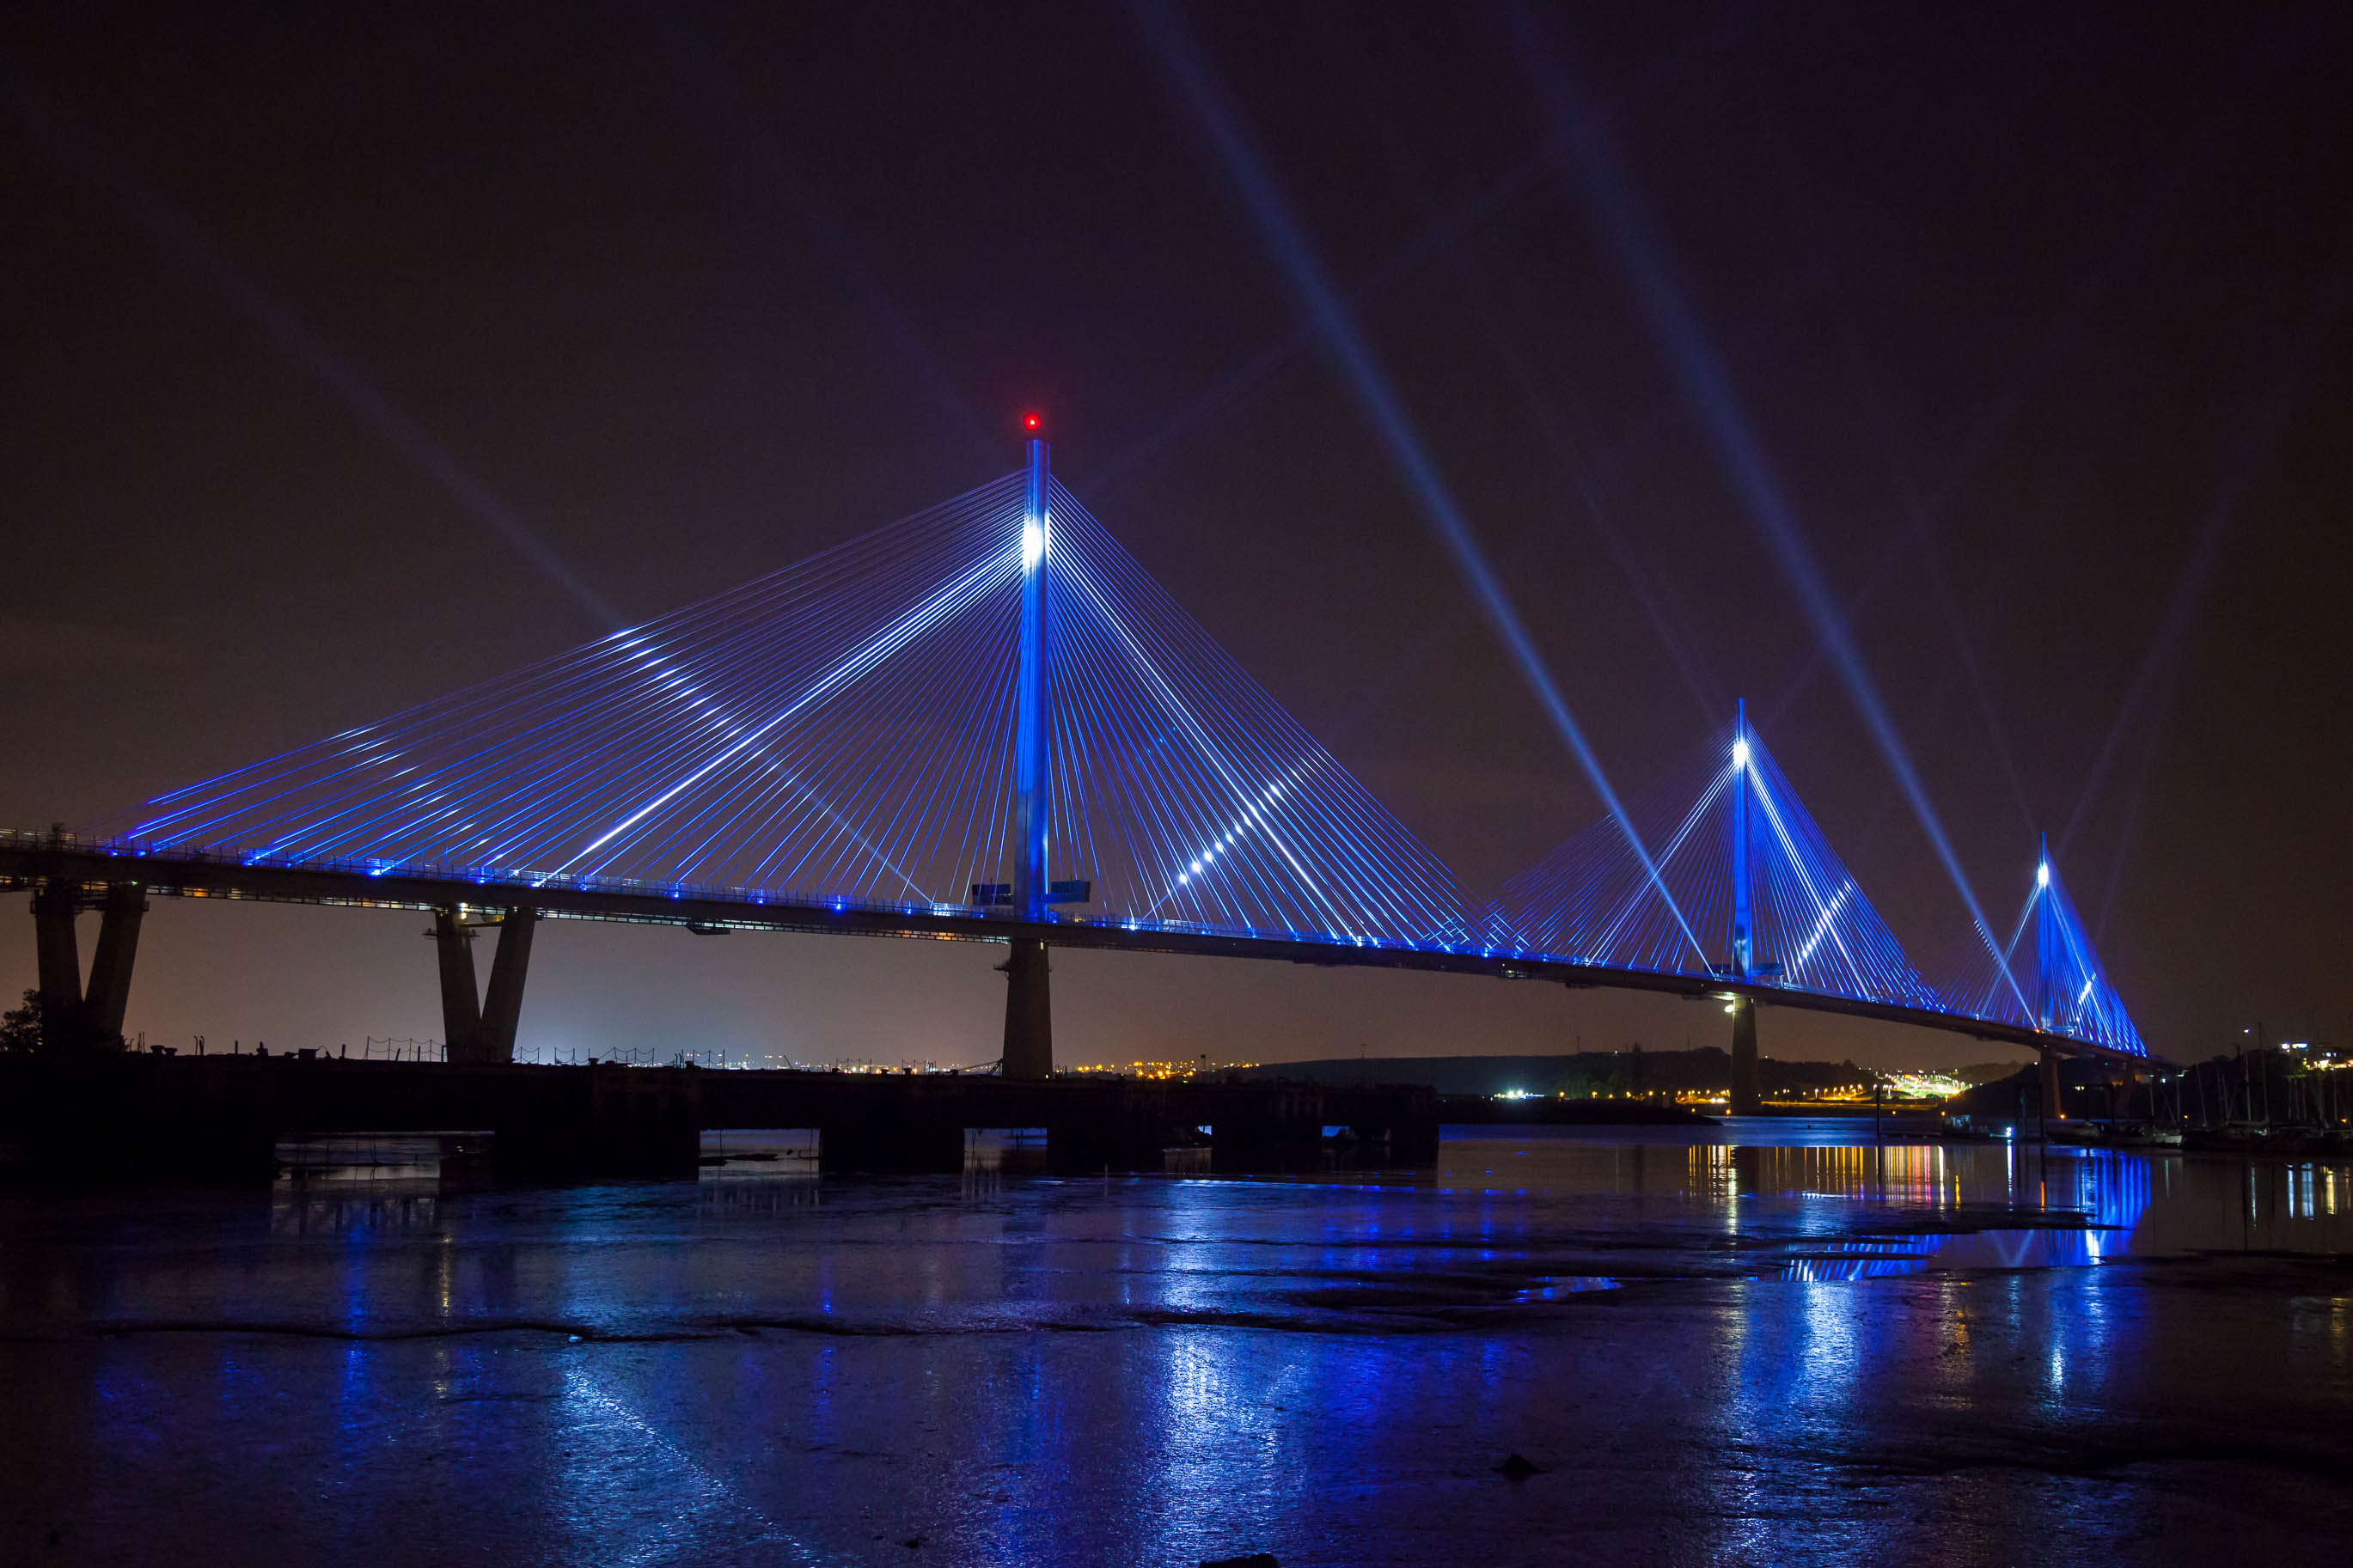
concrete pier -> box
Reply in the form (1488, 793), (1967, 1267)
(1045, 1084), (1171, 1174)
(1208, 1084), (1326, 1173)
(474, 907), (537, 1065)
(436, 906), (538, 1065)
(492, 1062), (700, 1177)
(30, 882), (82, 1034)
(431, 907), (480, 1061)
(83, 886), (147, 1040)
(820, 1114), (967, 1174)
(0, 1054), (1442, 1181)
(999, 937), (1052, 1080)
(1728, 997), (1763, 1115)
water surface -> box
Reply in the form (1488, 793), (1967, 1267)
(3, 1126), (2350, 1565)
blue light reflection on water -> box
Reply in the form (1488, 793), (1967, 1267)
(7, 1132), (2353, 1565)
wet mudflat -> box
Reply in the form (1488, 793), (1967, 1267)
(3, 1126), (2350, 1566)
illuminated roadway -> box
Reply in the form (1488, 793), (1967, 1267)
(0, 833), (2159, 1071)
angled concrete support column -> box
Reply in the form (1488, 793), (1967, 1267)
(2040, 1047), (2065, 1126)
(475, 907), (538, 1065)
(999, 937), (1052, 1081)
(84, 885), (149, 1040)
(31, 882), (83, 1034)
(431, 907), (481, 1064)
(1728, 996), (1763, 1116)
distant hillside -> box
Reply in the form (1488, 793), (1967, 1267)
(1245, 1050), (1868, 1096)
(1945, 1059), (2122, 1120)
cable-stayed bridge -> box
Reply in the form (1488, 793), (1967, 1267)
(4, 442), (2150, 1102)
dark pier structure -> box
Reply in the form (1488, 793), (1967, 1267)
(0, 1052), (1439, 1180)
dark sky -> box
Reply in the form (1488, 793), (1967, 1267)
(5, 2), (2350, 1071)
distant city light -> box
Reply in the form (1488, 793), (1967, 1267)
(1873, 1070), (1969, 1099)
(1066, 1059), (1260, 1081)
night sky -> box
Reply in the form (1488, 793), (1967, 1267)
(5, 3), (2350, 1071)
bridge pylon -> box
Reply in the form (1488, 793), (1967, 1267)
(1495, 700), (1934, 1111)
(1936, 839), (2147, 1060)
(1000, 432), (1056, 1079)
(1727, 700), (1763, 1115)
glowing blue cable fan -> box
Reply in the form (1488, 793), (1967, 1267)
(1492, 708), (1934, 1010)
(90, 472), (1467, 950)
(1936, 843), (2147, 1055)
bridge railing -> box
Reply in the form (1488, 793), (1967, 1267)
(19, 831), (1488, 954)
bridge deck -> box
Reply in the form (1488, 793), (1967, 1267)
(2, 839), (2155, 1068)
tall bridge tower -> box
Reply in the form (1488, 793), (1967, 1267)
(1727, 699), (1763, 1115)
(1000, 429), (1054, 1079)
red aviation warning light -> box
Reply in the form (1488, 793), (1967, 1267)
(1023, 412), (1042, 434)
